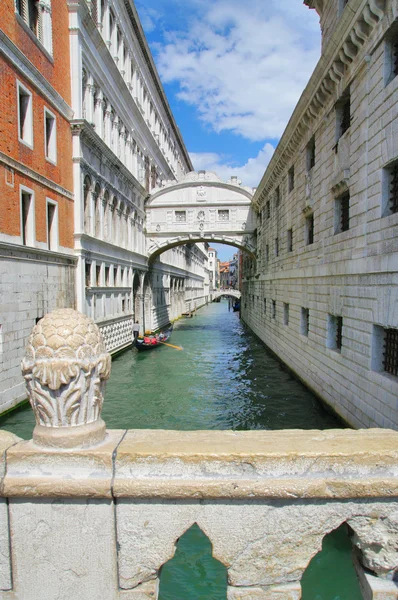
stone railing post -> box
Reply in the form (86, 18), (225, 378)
(21, 308), (111, 448)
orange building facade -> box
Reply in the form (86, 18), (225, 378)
(0, 0), (75, 412)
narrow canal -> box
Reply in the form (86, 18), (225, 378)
(0, 301), (363, 599)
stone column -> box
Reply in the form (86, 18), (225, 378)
(94, 88), (104, 139)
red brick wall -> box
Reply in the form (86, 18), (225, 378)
(1, 0), (72, 103)
(0, 3), (74, 249)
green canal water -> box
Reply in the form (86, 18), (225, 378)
(0, 301), (363, 599)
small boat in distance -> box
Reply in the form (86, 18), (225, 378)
(135, 325), (173, 351)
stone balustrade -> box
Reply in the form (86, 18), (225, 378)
(0, 308), (396, 599)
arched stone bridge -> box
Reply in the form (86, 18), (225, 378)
(212, 290), (241, 301)
(145, 171), (257, 260)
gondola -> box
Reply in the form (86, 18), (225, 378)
(134, 325), (173, 351)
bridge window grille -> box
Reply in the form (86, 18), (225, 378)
(306, 214), (314, 245)
(274, 237), (279, 257)
(265, 244), (269, 262)
(384, 328), (398, 376)
(287, 228), (293, 252)
(218, 209), (229, 221)
(288, 166), (295, 192)
(272, 300), (276, 319)
(266, 201), (270, 219)
(264, 298), (267, 313)
(175, 210), (186, 222)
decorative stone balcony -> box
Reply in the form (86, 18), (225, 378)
(0, 308), (396, 598)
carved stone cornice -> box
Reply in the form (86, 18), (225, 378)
(253, 0), (386, 210)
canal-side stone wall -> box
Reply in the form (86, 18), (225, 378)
(244, 0), (398, 430)
(0, 428), (398, 599)
(0, 245), (75, 413)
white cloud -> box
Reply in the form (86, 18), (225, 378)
(153, 0), (321, 142)
(190, 142), (275, 188)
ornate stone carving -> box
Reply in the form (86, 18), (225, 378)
(21, 308), (111, 448)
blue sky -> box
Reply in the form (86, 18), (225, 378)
(135, 0), (322, 260)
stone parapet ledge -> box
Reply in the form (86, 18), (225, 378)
(1, 428), (398, 499)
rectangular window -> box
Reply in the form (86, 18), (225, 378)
(266, 201), (270, 219)
(305, 214), (314, 245)
(218, 210), (229, 221)
(175, 210), (186, 222)
(284, 303), (289, 326)
(272, 300), (276, 319)
(275, 186), (280, 207)
(335, 192), (350, 234)
(265, 244), (269, 262)
(20, 187), (34, 246)
(383, 329), (398, 376)
(336, 91), (351, 141)
(105, 266), (110, 286)
(306, 136), (316, 171)
(372, 326), (398, 377)
(46, 200), (58, 251)
(382, 161), (398, 217)
(17, 81), (33, 147)
(301, 308), (309, 337)
(274, 237), (279, 257)
(264, 298), (267, 313)
(96, 265), (101, 286)
(327, 315), (343, 351)
(44, 108), (57, 163)
(287, 228), (293, 252)
(288, 166), (295, 192)
(385, 23), (398, 85)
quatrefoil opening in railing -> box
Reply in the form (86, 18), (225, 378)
(21, 308), (111, 448)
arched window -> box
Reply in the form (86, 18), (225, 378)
(94, 183), (101, 237)
(83, 175), (92, 233)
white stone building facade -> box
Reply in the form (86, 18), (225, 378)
(242, 0), (398, 429)
(68, 0), (209, 353)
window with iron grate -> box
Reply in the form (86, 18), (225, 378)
(305, 214), (314, 245)
(287, 228), (293, 252)
(306, 136), (316, 171)
(288, 166), (295, 192)
(387, 163), (398, 216)
(272, 300), (276, 319)
(274, 237), (279, 257)
(335, 192), (350, 234)
(384, 329), (398, 377)
(384, 23), (398, 85)
(327, 315), (343, 351)
(336, 91), (351, 143)
(275, 186), (281, 207)
(266, 201), (270, 219)
(301, 308), (309, 337)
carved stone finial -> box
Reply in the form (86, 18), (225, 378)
(21, 308), (111, 449)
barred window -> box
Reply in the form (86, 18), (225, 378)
(336, 91), (351, 141)
(306, 136), (315, 171)
(288, 166), (295, 192)
(327, 315), (343, 351)
(175, 210), (186, 222)
(287, 228), (293, 252)
(284, 303), (289, 326)
(335, 192), (350, 234)
(266, 201), (270, 219)
(218, 209), (229, 221)
(275, 186), (281, 207)
(274, 237), (279, 257)
(305, 214), (314, 245)
(383, 162), (398, 217)
(385, 23), (398, 85)
(384, 329), (398, 377)
(301, 308), (309, 337)
(272, 300), (276, 319)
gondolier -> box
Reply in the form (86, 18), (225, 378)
(132, 321), (140, 343)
